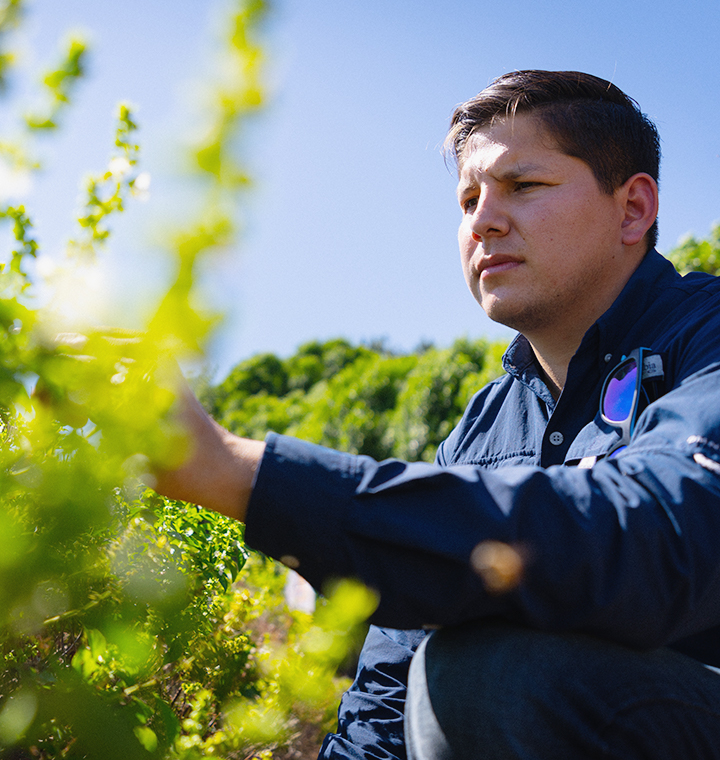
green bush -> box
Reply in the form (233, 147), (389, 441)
(665, 222), (720, 276)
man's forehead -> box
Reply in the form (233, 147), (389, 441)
(458, 115), (560, 169)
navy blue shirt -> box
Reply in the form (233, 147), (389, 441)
(245, 250), (720, 759)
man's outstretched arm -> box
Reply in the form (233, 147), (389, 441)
(152, 386), (265, 522)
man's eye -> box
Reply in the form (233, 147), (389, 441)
(515, 181), (541, 191)
(462, 197), (478, 213)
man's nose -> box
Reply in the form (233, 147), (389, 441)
(470, 189), (510, 241)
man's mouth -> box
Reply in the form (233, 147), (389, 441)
(478, 256), (523, 278)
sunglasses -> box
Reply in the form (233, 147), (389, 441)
(600, 347), (663, 459)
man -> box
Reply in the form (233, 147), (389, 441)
(156, 71), (720, 758)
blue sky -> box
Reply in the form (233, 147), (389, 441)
(10, 0), (720, 378)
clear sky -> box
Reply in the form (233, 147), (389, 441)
(9, 0), (720, 378)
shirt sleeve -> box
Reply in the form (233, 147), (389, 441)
(244, 361), (720, 650)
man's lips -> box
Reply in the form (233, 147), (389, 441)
(477, 256), (523, 278)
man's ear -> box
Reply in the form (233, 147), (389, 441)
(619, 173), (659, 248)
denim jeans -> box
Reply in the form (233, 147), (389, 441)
(405, 621), (720, 759)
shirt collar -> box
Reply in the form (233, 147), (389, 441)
(502, 334), (556, 407)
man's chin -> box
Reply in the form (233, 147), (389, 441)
(481, 299), (540, 335)
(479, 296), (517, 328)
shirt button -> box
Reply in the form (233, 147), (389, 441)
(549, 431), (564, 445)
(604, 353), (613, 363)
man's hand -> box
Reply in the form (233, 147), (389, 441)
(151, 383), (265, 522)
(37, 330), (265, 523)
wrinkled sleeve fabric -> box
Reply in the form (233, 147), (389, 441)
(245, 360), (720, 649)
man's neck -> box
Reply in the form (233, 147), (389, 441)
(530, 342), (573, 401)
(524, 307), (601, 398)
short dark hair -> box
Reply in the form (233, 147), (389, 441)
(445, 70), (661, 250)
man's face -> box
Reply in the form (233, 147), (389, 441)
(457, 113), (630, 343)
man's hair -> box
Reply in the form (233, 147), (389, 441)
(445, 70), (661, 250)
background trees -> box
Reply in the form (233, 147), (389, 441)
(666, 223), (720, 277)
(205, 337), (506, 463)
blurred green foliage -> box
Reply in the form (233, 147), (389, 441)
(24, 35), (88, 131)
(0, 0), (23, 92)
(665, 222), (720, 276)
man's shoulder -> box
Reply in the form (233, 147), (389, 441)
(647, 265), (720, 347)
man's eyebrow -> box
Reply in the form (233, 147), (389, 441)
(501, 162), (547, 179)
(456, 162), (548, 198)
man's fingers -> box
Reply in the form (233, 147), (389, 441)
(52, 328), (145, 353)
(53, 332), (88, 350)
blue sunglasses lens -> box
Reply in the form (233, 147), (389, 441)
(602, 359), (637, 423)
